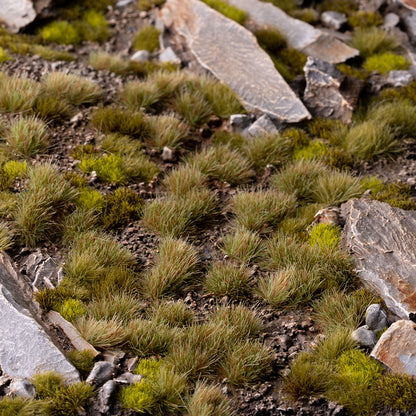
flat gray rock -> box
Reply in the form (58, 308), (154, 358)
(0, 0), (36, 33)
(160, 0), (311, 123)
(225, 0), (359, 63)
(0, 253), (79, 382)
(341, 198), (416, 320)
(371, 319), (416, 378)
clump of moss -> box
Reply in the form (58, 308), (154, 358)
(380, 81), (416, 104)
(101, 187), (143, 229)
(201, 0), (247, 24)
(363, 52), (410, 74)
(375, 374), (416, 411)
(58, 298), (87, 322)
(308, 118), (348, 145)
(318, 0), (359, 15)
(39, 21), (81, 45)
(78, 153), (127, 184)
(77, 10), (112, 43)
(120, 360), (186, 414)
(309, 223), (341, 251)
(294, 139), (329, 161)
(133, 25), (160, 52)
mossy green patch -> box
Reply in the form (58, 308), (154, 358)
(363, 52), (410, 74)
(133, 25), (160, 52)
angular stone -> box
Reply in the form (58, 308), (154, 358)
(0, 0), (36, 33)
(321, 11), (347, 31)
(225, 0), (359, 63)
(230, 114), (251, 132)
(303, 57), (359, 123)
(86, 362), (116, 387)
(8, 379), (36, 398)
(352, 325), (377, 348)
(402, 9), (416, 43)
(0, 253), (79, 382)
(160, 0), (311, 123)
(388, 70), (413, 87)
(384, 13), (400, 28)
(159, 46), (181, 64)
(371, 319), (416, 378)
(399, 0), (416, 11)
(47, 311), (99, 356)
(365, 304), (388, 332)
(161, 146), (175, 162)
(96, 380), (117, 414)
(131, 50), (150, 62)
(114, 372), (142, 384)
(247, 114), (278, 137)
(341, 198), (416, 320)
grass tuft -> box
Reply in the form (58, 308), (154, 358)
(230, 189), (296, 233)
(205, 262), (252, 299)
(187, 145), (254, 185)
(163, 166), (207, 196)
(150, 300), (196, 327)
(146, 114), (188, 149)
(363, 52), (410, 74)
(5, 116), (49, 158)
(67, 349), (96, 378)
(42, 72), (102, 106)
(141, 237), (199, 299)
(187, 382), (236, 416)
(142, 188), (217, 237)
(220, 228), (263, 264)
(351, 27), (400, 58)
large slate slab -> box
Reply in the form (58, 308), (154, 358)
(160, 0), (311, 123)
(371, 320), (416, 378)
(341, 198), (416, 320)
(0, 253), (79, 382)
(225, 0), (359, 63)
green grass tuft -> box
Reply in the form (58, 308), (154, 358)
(313, 288), (376, 334)
(230, 189), (297, 233)
(142, 188), (217, 237)
(150, 300), (196, 327)
(58, 298), (87, 322)
(5, 116), (49, 158)
(141, 237), (199, 299)
(187, 145), (254, 185)
(205, 262), (252, 299)
(351, 27), (400, 58)
(163, 166), (207, 196)
(91, 106), (146, 138)
(186, 382), (236, 416)
(146, 114), (188, 149)
(375, 374), (416, 411)
(220, 228), (264, 264)
(42, 72), (102, 106)
(67, 350), (96, 378)
(0, 221), (14, 251)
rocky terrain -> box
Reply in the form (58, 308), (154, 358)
(0, 0), (416, 415)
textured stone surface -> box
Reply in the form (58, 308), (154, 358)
(371, 319), (416, 378)
(86, 362), (116, 387)
(225, 0), (359, 63)
(160, 0), (311, 122)
(341, 198), (416, 320)
(388, 70), (413, 87)
(351, 326), (378, 348)
(321, 11), (347, 30)
(303, 57), (356, 123)
(0, 253), (79, 382)
(9, 379), (36, 398)
(159, 47), (181, 64)
(400, 0), (416, 11)
(47, 311), (99, 356)
(365, 304), (388, 332)
(247, 115), (278, 137)
(0, 0), (36, 33)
